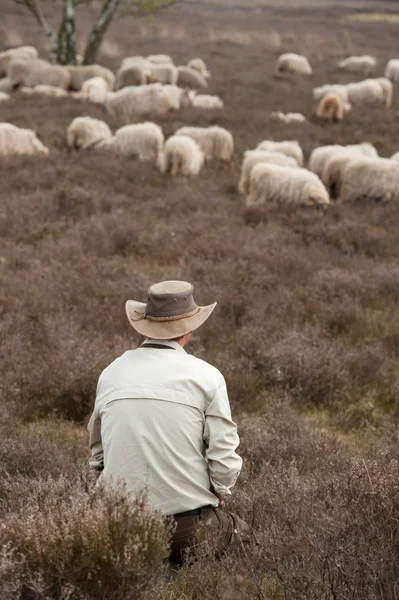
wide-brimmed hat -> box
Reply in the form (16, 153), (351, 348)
(125, 280), (217, 340)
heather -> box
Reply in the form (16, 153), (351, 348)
(1, 0), (399, 597)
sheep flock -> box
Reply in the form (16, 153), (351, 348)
(1, 44), (399, 208)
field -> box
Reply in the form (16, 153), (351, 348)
(1, 0), (399, 598)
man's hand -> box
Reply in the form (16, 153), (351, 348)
(213, 490), (227, 508)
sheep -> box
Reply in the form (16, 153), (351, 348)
(115, 63), (151, 89)
(276, 53), (312, 76)
(177, 66), (208, 89)
(309, 143), (377, 178)
(316, 92), (345, 122)
(147, 54), (173, 65)
(188, 91), (224, 109)
(149, 64), (178, 85)
(67, 116), (113, 150)
(321, 145), (379, 199)
(163, 85), (188, 110)
(24, 65), (71, 90)
(0, 45), (38, 78)
(256, 140), (303, 166)
(313, 84), (349, 103)
(385, 59), (399, 82)
(187, 58), (210, 79)
(0, 78), (12, 93)
(375, 77), (393, 108)
(338, 55), (376, 76)
(161, 135), (204, 176)
(174, 126), (234, 161)
(0, 123), (48, 156)
(105, 84), (171, 119)
(8, 58), (49, 87)
(239, 149), (299, 195)
(81, 77), (109, 103)
(67, 65), (115, 91)
(111, 122), (164, 167)
(346, 79), (384, 107)
(21, 85), (68, 97)
(340, 158), (399, 203)
(246, 163), (330, 208)
(270, 112), (306, 124)
(0, 91), (10, 103)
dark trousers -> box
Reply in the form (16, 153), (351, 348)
(170, 506), (252, 567)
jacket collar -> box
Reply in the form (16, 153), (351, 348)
(141, 339), (187, 353)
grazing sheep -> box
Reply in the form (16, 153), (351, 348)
(246, 163), (330, 208)
(67, 116), (113, 150)
(270, 112), (306, 124)
(316, 92), (345, 122)
(105, 84), (171, 119)
(239, 149), (299, 195)
(385, 59), (399, 82)
(313, 84), (349, 103)
(0, 78), (12, 93)
(175, 126), (234, 161)
(188, 91), (224, 109)
(276, 53), (312, 76)
(341, 158), (399, 203)
(321, 145), (378, 199)
(81, 77), (109, 103)
(8, 58), (49, 87)
(149, 64), (178, 85)
(0, 45), (38, 77)
(163, 85), (188, 110)
(161, 135), (204, 176)
(256, 140), (303, 166)
(0, 122), (48, 156)
(115, 63), (151, 89)
(21, 85), (68, 97)
(0, 91), (10, 103)
(24, 65), (71, 90)
(375, 77), (393, 108)
(309, 143), (377, 178)
(68, 65), (115, 91)
(346, 79), (384, 107)
(187, 58), (210, 79)
(338, 56), (376, 76)
(111, 122), (164, 167)
(147, 54), (173, 65)
(177, 66), (208, 89)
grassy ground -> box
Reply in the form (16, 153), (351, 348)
(1, 0), (399, 598)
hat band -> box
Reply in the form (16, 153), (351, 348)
(146, 307), (200, 322)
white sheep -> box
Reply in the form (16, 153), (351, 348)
(0, 78), (12, 93)
(276, 53), (312, 76)
(188, 91), (224, 109)
(0, 122), (48, 156)
(111, 122), (164, 167)
(120, 56), (147, 69)
(163, 85), (188, 110)
(338, 56), (376, 76)
(246, 163), (330, 208)
(10, 61), (71, 90)
(239, 149), (299, 195)
(149, 64), (178, 85)
(256, 140), (303, 166)
(385, 59), (399, 82)
(313, 84), (350, 103)
(81, 77), (109, 103)
(21, 85), (68, 97)
(161, 135), (204, 176)
(0, 45), (38, 77)
(309, 143), (377, 178)
(177, 66), (208, 89)
(375, 77), (393, 108)
(105, 84), (171, 119)
(321, 144), (379, 199)
(175, 126), (234, 161)
(187, 58), (210, 79)
(270, 112), (306, 124)
(8, 58), (52, 87)
(340, 158), (399, 203)
(67, 65), (115, 91)
(115, 63), (151, 89)
(346, 79), (384, 107)
(316, 92), (345, 122)
(147, 54), (174, 65)
(0, 91), (10, 103)
(67, 116), (113, 150)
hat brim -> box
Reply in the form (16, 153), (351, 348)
(125, 300), (217, 340)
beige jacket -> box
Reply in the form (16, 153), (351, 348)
(88, 339), (242, 516)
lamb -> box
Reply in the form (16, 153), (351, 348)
(67, 117), (113, 150)
(316, 92), (345, 122)
(375, 77), (393, 108)
(239, 149), (299, 195)
(256, 140), (303, 166)
(0, 46), (38, 78)
(0, 92), (10, 103)
(385, 59), (399, 82)
(24, 65), (71, 90)
(161, 135), (204, 176)
(313, 84), (350, 103)
(177, 66), (208, 89)
(67, 65), (115, 91)
(105, 84), (171, 119)
(21, 85), (68, 97)
(270, 112), (306, 124)
(0, 79), (12, 93)
(149, 64), (178, 85)
(175, 126), (234, 161)
(309, 143), (377, 178)
(276, 53), (312, 76)
(338, 55), (376, 76)
(115, 63), (151, 89)
(188, 91), (224, 109)
(246, 163), (330, 208)
(340, 158), (399, 203)
(111, 122), (164, 167)
(346, 79), (384, 107)
(147, 54), (174, 65)
(0, 123), (48, 156)
(187, 58), (210, 79)
(81, 77), (109, 103)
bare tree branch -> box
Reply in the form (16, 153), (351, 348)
(14, 0), (59, 62)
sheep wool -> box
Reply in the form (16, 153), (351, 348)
(0, 122), (48, 156)
(163, 85), (186, 110)
(270, 112), (306, 124)
(346, 79), (384, 107)
(338, 56), (376, 76)
(375, 78), (393, 108)
(149, 64), (178, 85)
(161, 135), (204, 176)
(112, 122), (164, 167)
(115, 63), (151, 89)
(81, 77), (109, 104)
(276, 53), (312, 76)
(0, 78), (12, 93)
(0, 45), (38, 78)
(147, 55), (174, 65)
(21, 85), (68, 97)
(256, 140), (303, 166)
(188, 92), (224, 109)
(177, 66), (208, 89)
(246, 163), (330, 208)
(8, 59), (49, 87)
(391, 152), (399, 162)
(187, 58), (211, 79)
(24, 65), (71, 90)
(68, 65), (115, 91)
(239, 150), (299, 195)
(313, 84), (349, 103)
(316, 92), (345, 122)
(175, 126), (234, 161)
(385, 59), (399, 82)
(67, 117), (113, 150)
(0, 91), (10, 103)
(105, 84), (171, 119)
(341, 158), (399, 203)
(309, 143), (377, 178)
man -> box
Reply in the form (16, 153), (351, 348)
(88, 280), (251, 565)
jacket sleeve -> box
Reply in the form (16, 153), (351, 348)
(87, 381), (104, 469)
(203, 378), (242, 497)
